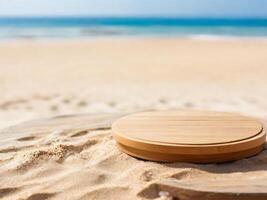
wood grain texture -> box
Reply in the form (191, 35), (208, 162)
(112, 110), (266, 163)
(117, 141), (265, 163)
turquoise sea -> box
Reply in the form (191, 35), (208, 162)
(0, 17), (267, 39)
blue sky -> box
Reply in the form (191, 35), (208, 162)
(0, 0), (267, 17)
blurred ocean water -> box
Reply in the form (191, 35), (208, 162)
(0, 17), (267, 39)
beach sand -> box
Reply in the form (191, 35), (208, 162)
(0, 38), (267, 199)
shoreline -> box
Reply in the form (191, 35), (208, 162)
(1, 35), (267, 42)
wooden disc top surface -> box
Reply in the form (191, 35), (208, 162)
(112, 110), (262, 145)
(112, 110), (265, 163)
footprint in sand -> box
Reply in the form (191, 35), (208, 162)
(70, 127), (110, 138)
(0, 99), (28, 110)
(62, 98), (72, 104)
(0, 187), (20, 198)
(70, 130), (89, 137)
(32, 94), (53, 101)
(107, 101), (117, 107)
(77, 100), (87, 107)
(159, 98), (168, 104)
(26, 192), (56, 200)
(17, 135), (39, 142)
(183, 101), (194, 108)
(50, 104), (59, 111)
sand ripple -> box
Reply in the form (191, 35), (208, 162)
(0, 113), (267, 200)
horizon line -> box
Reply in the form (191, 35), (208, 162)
(0, 15), (267, 19)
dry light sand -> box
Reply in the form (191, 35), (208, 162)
(0, 38), (267, 200)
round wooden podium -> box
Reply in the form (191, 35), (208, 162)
(112, 110), (266, 163)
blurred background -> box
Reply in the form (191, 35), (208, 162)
(0, 0), (267, 127)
